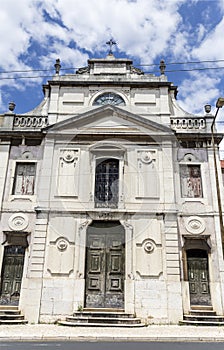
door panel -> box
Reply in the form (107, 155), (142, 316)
(85, 222), (125, 309)
(0, 246), (25, 305)
(187, 251), (211, 306)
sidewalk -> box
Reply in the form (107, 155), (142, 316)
(0, 324), (224, 342)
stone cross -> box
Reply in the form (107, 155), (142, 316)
(106, 39), (116, 55)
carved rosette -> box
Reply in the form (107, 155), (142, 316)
(140, 151), (152, 164)
(185, 216), (205, 235)
(143, 239), (155, 253)
(57, 238), (68, 251)
(62, 150), (77, 163)
(8, 213), (29, 231)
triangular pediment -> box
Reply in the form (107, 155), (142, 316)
(45, 105), (173, 136)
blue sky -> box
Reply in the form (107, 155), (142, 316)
(0, 0), (224, 136)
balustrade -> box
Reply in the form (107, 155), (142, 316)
(13, 116), (48, 129)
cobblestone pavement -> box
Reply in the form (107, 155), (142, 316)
(0, 324), (224, 342)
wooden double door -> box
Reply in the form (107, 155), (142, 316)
(0, 245), (25, 305)
(187, 249), (211, 306)
(85, 221), (125, 309)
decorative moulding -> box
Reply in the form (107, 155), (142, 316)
(185, 216), (205, 235)
(143, 239), (155, 253)
(8, 213), (29, 231)
(136, 238), (157, 254)
(61, 149), (78, 163)
(57, 238), (68, 251)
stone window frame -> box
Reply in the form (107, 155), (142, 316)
(178, 152), (207, 202)
(89, 143), (126, 210)
(12, 162), (36, 196)
(89, 89), (128, 107)
(94, 158), (120, 208)
(179, 163), (203, 199)
(9, 160), (38, 201)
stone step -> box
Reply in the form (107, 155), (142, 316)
(189, 310), (216, 316)
(0, 319), (28, 325)
(190, 305), (213, 311)
(0, 310), (21, 315)
(183, 314), (224, 323)
(0, 314), (25, 320)
(84, 308), (125, 313)
(0, 306), (27, 325)
(59, 320), (145, 328)
(180, 320), (224, 326)
(66, 316), (141, 325)
(0, 306), (19, 311)
(73, 311), (135, 318)
(59, 310), (143, 327)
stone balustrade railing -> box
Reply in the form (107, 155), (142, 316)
(13, 116), (48, 129)
(170, 118), (206, 130)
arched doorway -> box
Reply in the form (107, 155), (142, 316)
(85, 221), (125, 309)
(187, 249), (211, 306)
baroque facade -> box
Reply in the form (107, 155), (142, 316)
(0, 53), (224, 325)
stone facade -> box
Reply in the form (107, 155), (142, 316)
(0, 53), (224, 324)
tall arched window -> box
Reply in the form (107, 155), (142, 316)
(95, 159), (119, 208)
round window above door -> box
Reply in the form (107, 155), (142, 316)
(93, 92), (125, 106)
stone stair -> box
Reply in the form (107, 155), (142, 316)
(58, 308), (144, 327)
(180, 306), (224, 326)
(0, 306), (28, 325)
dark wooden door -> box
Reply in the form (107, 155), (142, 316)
(0, 246), (25, 305)
(187, 250), (211, 306)
(85, 222), (125, 308)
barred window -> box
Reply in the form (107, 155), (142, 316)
(12, 163), (36, 195)
(95, 159), (119, 208)
(180, 165), (202, 198)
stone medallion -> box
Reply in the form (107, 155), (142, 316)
(8, 213), (29, 231)
(62, 150), (77, 163)
(185, 216), (205, 235)
(143, 239), (155, 253)
(57, 238), (68, 251)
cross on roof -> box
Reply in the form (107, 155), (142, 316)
(106, 39), (116, 55)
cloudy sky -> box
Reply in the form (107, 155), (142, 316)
(0, 0), (224, 128)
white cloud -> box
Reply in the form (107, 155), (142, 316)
(178, 71), (221, 114)
(192, 17), (224, 61)
(51, 0), (184, 62)
(0, 0), (223, 116)
(0, 0), (185, 68)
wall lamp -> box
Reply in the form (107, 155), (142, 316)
(210, 97), (224, 257)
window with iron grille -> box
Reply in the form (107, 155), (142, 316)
(12, 162), (36, 195)
(95, 159), (119, 208)
(180, 164), (202, 198)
